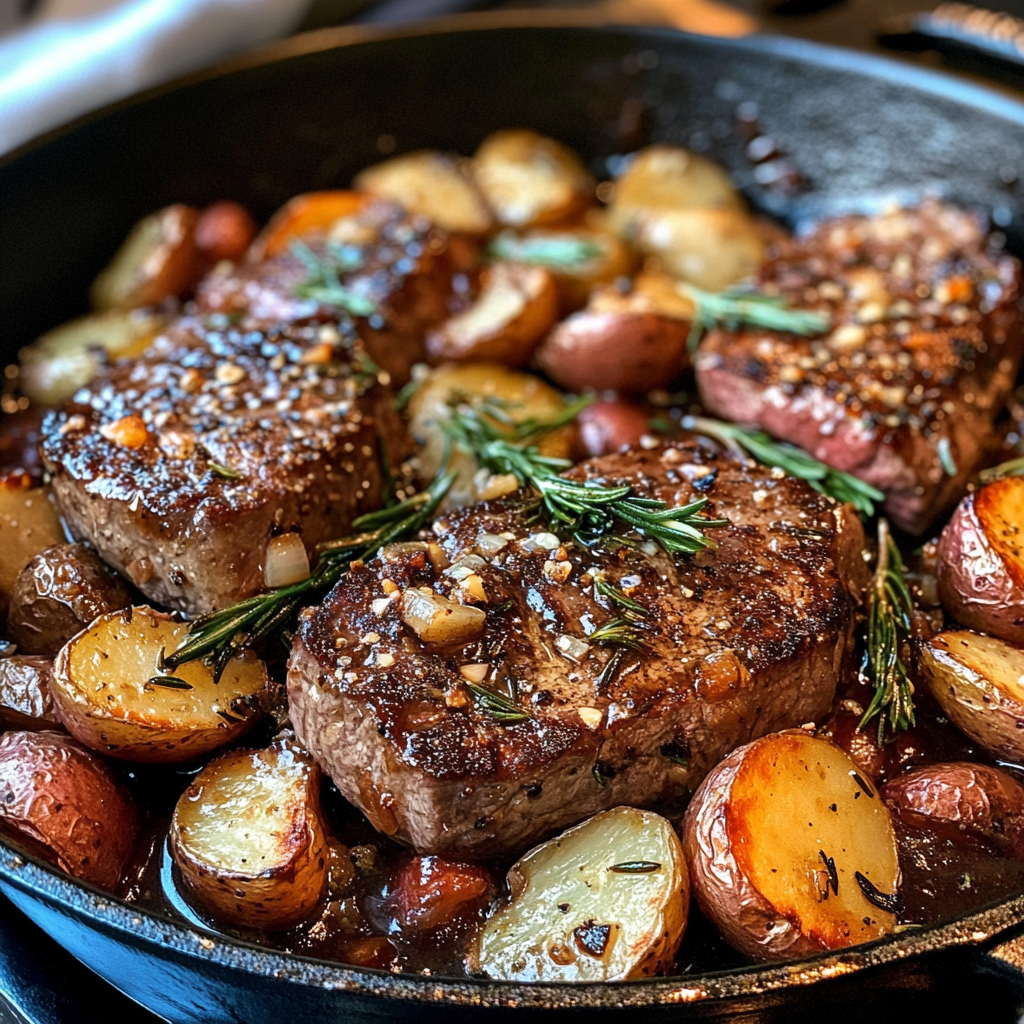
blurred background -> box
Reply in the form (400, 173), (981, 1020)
(2, 0), (1023, 157)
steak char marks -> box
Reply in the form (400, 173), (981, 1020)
(288, 440), (868, 858)
(695, 200), (1024, 535)
(41, 203), (472, 614)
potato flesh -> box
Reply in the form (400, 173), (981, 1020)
(0, 486), (66, 610)
(19, 309), (164, 406)
(355, 151), (492, 234)
(175, 743), (314, 872)
(920, 630), (1024, 760)
(976, 477), (1024, 590)
(408, 363), (573, 508)
(728, 733), (899, 950)
(476, 807), (688, 982)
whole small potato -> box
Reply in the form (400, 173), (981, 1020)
(918, 629), (1024, 762)
(0, 656), (60, 731)
(536, 273), (694, 393)
(881, 762), (1024, 859)
(578, 400), (652, 457)
(0, 730), (138, 889)
(194, 201), (257, 264)
(937, 478), (1024, 645)
(8, 542), (133, 656)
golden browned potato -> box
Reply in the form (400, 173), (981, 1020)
(0, 483), (66, 618)
(251, 190), (369, 259)
(408, 363), (574, 508)
(682, 731), (900, 962)
(52, 606), (271, 763)
(0, 656), (60, 731)
(489, 227), (634, 312)
(606, 145), (764, 291)
(19, 308), (166, 406)
(355, 151), (493, 234)
(918, 630), (1024, 762)
(8, 542), (133, 656)
(472, 129), (595, 228)
(535, 273), (694, 392)
(937, 477), (1024, 645)
(473, 807), (688, 982)
(425, 261), (558, 366)
(170, 738), (329, 930)
(0, 729), (137, 889)
(90, 204), (202, 310)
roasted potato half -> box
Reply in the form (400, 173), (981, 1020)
(918, 630), (1024, 761)
(536, 273), (694, 392)
(0, 656), (60, 731)
(408, 363), (575, 508)
(252, 190), (369, 259)
(472, 129), (595, 228)
(937, 477), (1024, 645)
(355, 151), (493, 235)
(90, 204), (201, 310)
(882, 761), (1024, 859)
(19, 308), (166, 406)
(52, 606), (270, 763)
(0, 483), (66, 618)
(0, 730), (138, 889)
(474, 806), (688, 982)
(170, 738), (329, 930)
(425, 261), (559, 366)
(8, 542), (133, 657)
(683, 731), (900, 962)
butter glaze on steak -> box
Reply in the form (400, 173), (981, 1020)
(695, 200), (1024, 535)
(287, 440), (868, 858)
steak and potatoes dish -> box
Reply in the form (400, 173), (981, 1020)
(2, 129), (1024, 980)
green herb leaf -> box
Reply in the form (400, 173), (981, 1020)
(937, 437), (958, 477)
(208, 461), (241, 480)
(465, 680), (530, 723)
(681, 283), (831, 354)
(146, 675), (194, 690)
(289, 239), (378, 317)
(488, 232), (603, 268)
(607, 861), (661, 874)
(979, 456), (1024, 483)
(681, 415), (884, 518)
(858, 519), (915, 745)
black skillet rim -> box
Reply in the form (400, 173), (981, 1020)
(2, 9), (1024, 1010)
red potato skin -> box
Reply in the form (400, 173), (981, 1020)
(881, 762), (1024, 859)
(577, 400), (651, 457)
(937, 485), (1024, 645)
(0, 656), (60, 731)
(536, 312), (689, 393)
(386, 856), (493, 934)
(0, 730), (137, 889)
(194, 202), (257, 264)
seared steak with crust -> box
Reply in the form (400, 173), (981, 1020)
(695, 200), (1024, 535)
(197, 198), (477, 385)
(287, 440), (868, 858)
(41, 319), (404, 615)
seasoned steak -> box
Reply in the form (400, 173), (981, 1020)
(197, 197), (477, 385)
(41, 318), (404, 614)
(695, 201), (1024, 535)
(287, 440), (868, 857)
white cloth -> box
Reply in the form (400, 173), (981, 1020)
(0, 0), (312, 156)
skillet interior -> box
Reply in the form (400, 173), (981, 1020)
(2, 12), (1024, 1020)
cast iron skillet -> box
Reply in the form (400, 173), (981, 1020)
(2, 11), (1024, 1022)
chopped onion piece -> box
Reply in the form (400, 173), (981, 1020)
(264, 534), (310, 587)
(402, 589), (486, 645)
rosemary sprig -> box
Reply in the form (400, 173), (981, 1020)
(681, 415), (884, 517)
(593, 576), (646, 621)
(166, 468), (456, 678)
(146, 675), (194, 690)
(859, 519), (915, 745)
(608, 861), (662, 874)
(588, 617), (648, 650)
(488, 232), (603, 268)
(979, 455), (1024, 483)
(290, 239), (378, 317)
(682, 283), (831, 354)
(208, 461), (241, 480)
(465, 680), (530, 723)
(444, 399), (729, 555)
